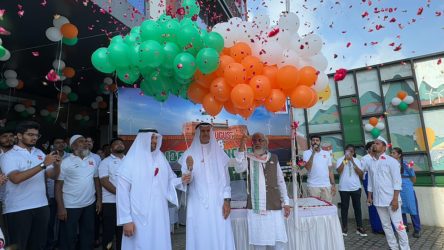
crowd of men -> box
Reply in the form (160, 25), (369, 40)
(0, 120), (419, 250)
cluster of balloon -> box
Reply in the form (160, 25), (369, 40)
(56, 86), (78, 103)
(74, 111), (91, 124)
(91, 96), (108, 110)
(391, 91), (414, 112)
(98, 77), (118, 95)
(14, 100), (36, 118)
(1, 70), (24, 89)
(91, 0), (223, 102)
(40, 105), (59, 122)
(46, 15), (79, 46)
(364, 117), (385, 138)
(0, 38), (11, 61)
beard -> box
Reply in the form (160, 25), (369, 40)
(76, 149), (90, 158)
(113, 148), (125, 154)
(253, 148), (266, 156)
(22, 141), (36, 148)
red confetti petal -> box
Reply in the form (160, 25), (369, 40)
(17, 10), (24, 17)
(268, 28), (279, 37)
(346, 42), (351, 48)
(417, 7), (423, 15)
(394, 44), (402, 51)
(437, 58), (442, 65)
(389, 18), (396, 23)
(375, 24), (384, 30)
(32, 51), (40, 57)
(361, 11), (369, 18)
(334, 68), (347, 81)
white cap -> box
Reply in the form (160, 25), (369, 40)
(69, 135), (84, 147)
(375, 136), (388, 146)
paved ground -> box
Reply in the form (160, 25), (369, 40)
(171, 219), (444, 250)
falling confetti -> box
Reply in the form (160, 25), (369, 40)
(417, 7), (424, 15)
(0, 9), (5, 20)
(334, 68), (347, 81)
(32, 51), (40, 57)
(437, 58), (442, 65)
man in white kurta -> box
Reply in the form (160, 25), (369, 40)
(234, 132), (290, 250)
(367, 137), (410, 250)
(178, 123), (235, 250)
(116, 129), (190, 250)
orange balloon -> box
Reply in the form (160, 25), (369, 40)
(231, 84), (254, 110)
(47, 106), (56, 112)
(195, 70), (216, 89)
(277, 65), (300, 90)
(224, 100), (238, 115)
(230, 42), (252, 63)
(397, 91), (407, 100)
(99, 101), (108, 109)
(22, 99), (33, 107)
(222, 47), (231, 56)
(249, 75), (271, 100)
(187, 83), (208, 104)
(224, 62), (246, 87)
(110, 83), (118, 92)
(306, 91), (319, 108)
(215, 55), (235, 77)
(369, 117), (379, 126)
(60, 23), (78, 39)
(298, 66), (318, 87)
(281, 87), (295, 97)
(289, 85), (317, 108)
(57, 93), (68, 102)
(241, 55), (264, 81)
(202, 94), (223, 116)
(254, 99), (265, 108)
(237, 107), (254, 120)
(264, 89), (286, 112)
(210, 77), (231, 102)
(16, 80), (24, 90)
(263, 65), (279, 89)
(63, 67), (76, 78)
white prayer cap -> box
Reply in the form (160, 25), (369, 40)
(375, 136), (388, 146)
(69, 134), (84, 146)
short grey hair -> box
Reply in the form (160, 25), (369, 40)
(252, 132), (269, 149)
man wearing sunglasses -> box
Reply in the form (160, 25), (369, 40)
(0, 121), (61, 250)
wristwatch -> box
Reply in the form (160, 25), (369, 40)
(39, 162), (47, 170)
(224, 198), (231, 202)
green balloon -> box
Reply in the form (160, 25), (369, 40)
(0, 80), (8, 90)
(196, 48), (220, 74)
(140, 78), (155, 96)
(130, 26), (141, 35)
(204, 32), (224, 52)
(124, 33), (141, 47)
(173, 52), (197, 79)
(177, 25), (203, 54)
(117, 67), (140, 84)
(180, 17), (197, 28)
(62, 37), (78, 46)
(108, 42), (131, 68)
(155, 94), (169, 102)
(139, 40), (165, 67)
(177, 84), (189, 99)
(20, 111), (30, 118)
(139, 66), (156, 78)
(398, 102), (408, 111)
(161, 19), (180, 43)
(174, 74), (192, 85)
(110, 35), (124, 44)
(182, 0), (200, 17)
(0, 45), (5, 58)
(162, 42), (180, 69)
(140, 20), (162, 42)
(68, 92), (79, 102)
(370, 128), (381, 139)
(91, 47), (116, 73)
(157, 14), (172, 25)
(160, 67), (174, 77)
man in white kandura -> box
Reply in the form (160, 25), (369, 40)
(117, 129), (190, 250)
(178, 123), (235, 250)
(234, 132), (290, 250)
(367, 137), (410, 250)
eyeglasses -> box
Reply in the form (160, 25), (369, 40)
(24, 133), (42, 139)
(252, 139), (265, 143)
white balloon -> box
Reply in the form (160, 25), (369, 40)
(53, 59), (65, 70)
(252, 14), (270, 31)
(26, 107), (36, 115)
(53, 16), (70, 29)
(50, 111), (58, 118)
(14, 104), (26, 112)
(0, 49), (11, 61)
(364, 124), (374, 132)
(260, 40), (284, 66)
(91, 102), (98, 109)
(4, 70), (17, 79)
(313, 73), (329, 92)
(0, 38), (2, 45)
(391, 97), (402, 106)
(278, 12), (300, 32)
(103, 77), (113, 85)
(278, 49), (300, 68)
(6, 78), (19, 88)
(298, 34), (323, 58)
(277, 29), (293, 50)
(74, 114), (82, 120)
(96, 96), (104, 102)
(83, 115), (90, 121)
(376, 122), (385, 130)
(307, 53), (328, 71)
(46, 27), (63, 42)
(40, 109), (49, 117)
(228, 17), (243, 27)
(403, 96), (414, 104)
(62, 85), (72, 94)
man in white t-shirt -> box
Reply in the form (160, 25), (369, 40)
(56, 135), (102, 250)
(336, 144), (366, 237)
(0, 121), (61, 250)
(0, 128), (15, 245)
(303, 135), (336, 202)
(99, 138), (125, 250)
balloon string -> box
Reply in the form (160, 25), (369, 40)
(54, 40), (64, 123)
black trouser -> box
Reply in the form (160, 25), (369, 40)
(102, 203), (123, 250)
(339, 189), (363, 229)
(59, 203), (95, 250)
(46, 198), (58, 249)
(5, 205), (50, 250)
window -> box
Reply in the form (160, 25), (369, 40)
(423, 109), (444, 171)
(380, 62), (412, 81)
(356, 69), (383, 115)
(337, 73), (356, 96)
(414, 58), (444, 107)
